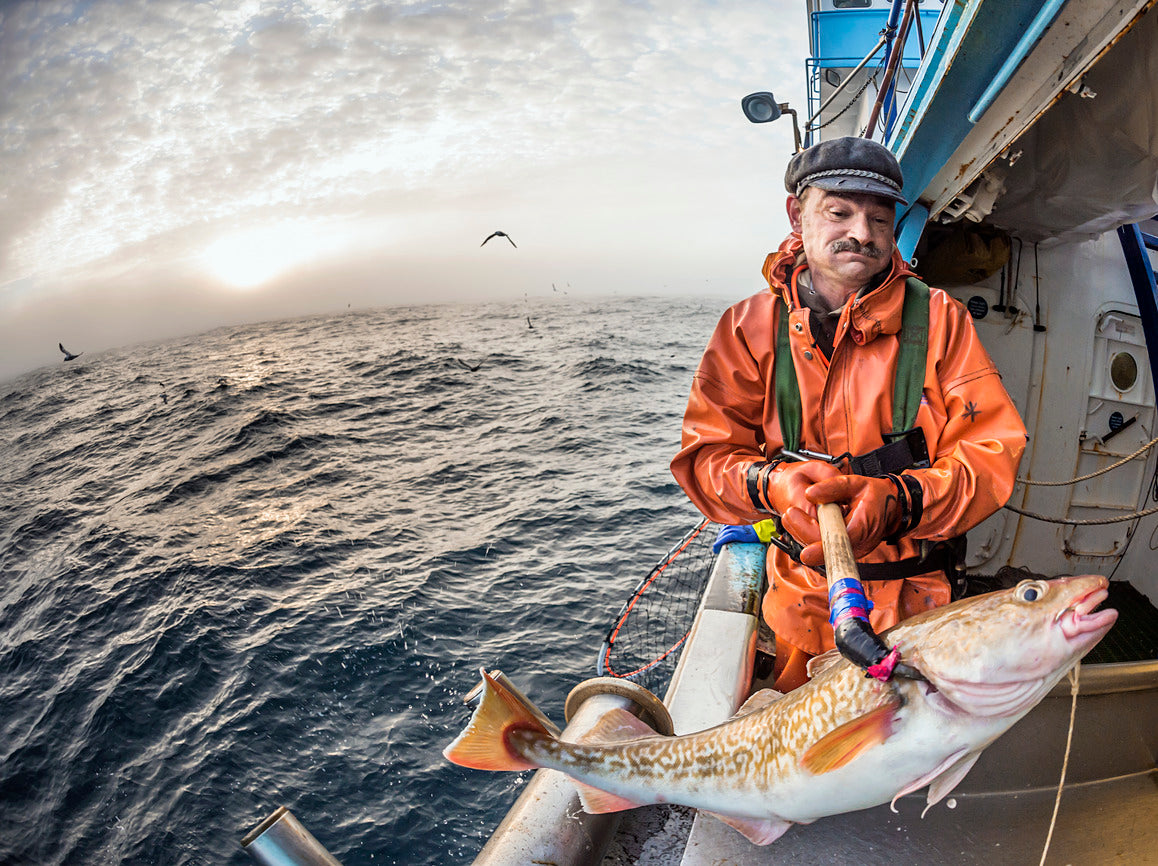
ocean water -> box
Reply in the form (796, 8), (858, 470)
(0, 294), (731, 866)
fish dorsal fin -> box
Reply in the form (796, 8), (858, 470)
(730, 688), (784, 719)
(573, 706), (660, 746)
(800, 697), (901, 775)
(575, 781), (648, 814)
(703, 811), (794, 846)
(806, 649), (844, 679)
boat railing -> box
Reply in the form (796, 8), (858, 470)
(805, 0), (942, 144)
(465, 538), (767, 865)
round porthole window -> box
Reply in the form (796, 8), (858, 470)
(1110, 351), (1138, 392)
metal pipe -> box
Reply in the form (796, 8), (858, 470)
(876, 0), (907, 92)
(241, 806), (343, 866)
(782, 107), (803, 153)
(966, 0), (1068, 123)
(864, 0), (917, 140)
(883, 0), (906, 40)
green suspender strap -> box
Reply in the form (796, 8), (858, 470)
(892, 277), (930, 434)
(771, 277), (940, 581)
(774, 275), (930, 451)
(774, 299), (803, 452)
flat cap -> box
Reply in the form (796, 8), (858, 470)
(784, 136), (907, 205)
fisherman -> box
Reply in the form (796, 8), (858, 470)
(671, 136), (1027, 692)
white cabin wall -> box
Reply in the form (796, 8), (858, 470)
(938, 263), (1038, 574)
(940, 231), (1158, 605)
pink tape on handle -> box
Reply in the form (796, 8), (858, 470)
(866, 647), (901, 681)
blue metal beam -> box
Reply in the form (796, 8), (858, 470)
(1117, 224), (1158, 386)
(895, 203), (930, 262)
(889, 1), (1054, 212)
(966, 0), (1070, 123)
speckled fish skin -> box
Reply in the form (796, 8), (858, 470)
(449, 575), (1116, 844)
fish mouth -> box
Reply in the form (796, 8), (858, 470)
(1055, 583), (1118, 642)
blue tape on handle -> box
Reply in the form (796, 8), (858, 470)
(829, 577), (874, 627)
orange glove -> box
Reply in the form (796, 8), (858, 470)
(796, 474), (904, 566)
(765, 460), (843, 562)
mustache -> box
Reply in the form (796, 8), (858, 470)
(830, 239), (887, 258)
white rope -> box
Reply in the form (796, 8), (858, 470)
(1003, 501), (1158, 525)
(1017, 436), (1158, 487)
(1039, 662), (1080, 866)
(1006, 436), (1158, 524)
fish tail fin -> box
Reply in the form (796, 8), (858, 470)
(443, 669), (552, 772)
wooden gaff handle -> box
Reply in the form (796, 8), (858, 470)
(817, 502), (859, 590)
(816, 502), (924, 679)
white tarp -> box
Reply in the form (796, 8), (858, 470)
(986, 6), (1158, 243)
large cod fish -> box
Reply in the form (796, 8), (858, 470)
(444, 575), (1117, 846)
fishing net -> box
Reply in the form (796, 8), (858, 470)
(597, 519), (720, 697)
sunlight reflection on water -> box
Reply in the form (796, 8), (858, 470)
(0, 294), (732, 865)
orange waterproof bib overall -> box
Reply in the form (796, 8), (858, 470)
(671, 235), (1027, 655)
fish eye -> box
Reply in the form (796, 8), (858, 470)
(1014, 580), (1049, 602)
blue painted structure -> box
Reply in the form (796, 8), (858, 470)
(885, 0), (1072, 256)
(805, 1), (942, 144)
(966, 0), (1069, 122)
(1119, 224), (1158, 391)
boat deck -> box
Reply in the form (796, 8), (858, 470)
(672, 767), (1158, 865)
(600, 576), (1158, 866)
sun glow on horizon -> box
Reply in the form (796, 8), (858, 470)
(201, 222), (351, 289)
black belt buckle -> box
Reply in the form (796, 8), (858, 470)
(886, 427), (931, 469)
(848, 427), (930, 477)
(766, 514), (806, 563)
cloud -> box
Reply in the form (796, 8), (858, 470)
(0, 0), (806, 381)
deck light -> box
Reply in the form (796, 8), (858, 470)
(741, 92), (782, 123)
(741, 91), (802, 152)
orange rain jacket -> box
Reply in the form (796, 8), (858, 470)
(671, 234), (1027, 655)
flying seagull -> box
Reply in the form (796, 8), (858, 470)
(58, 342), (82, 361)
(455, 357), (485, 372)
(481, 231), (517, 248)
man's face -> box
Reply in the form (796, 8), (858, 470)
(787, 189), (896, 295)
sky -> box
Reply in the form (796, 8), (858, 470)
(0, 0), (807, 383)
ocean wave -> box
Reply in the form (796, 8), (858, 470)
(0, 295), (723, 866)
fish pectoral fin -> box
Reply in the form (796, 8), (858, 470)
(806, 648), (844, 679)
(921, 750), (981, 817)
(885, 748), (978, 816)
(574, 707), (661, 745)
(731, 688), (784, 719)
(704, 811), (793, 846)
(800, 697), (901, 775)
(575, 781), (648, 814)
